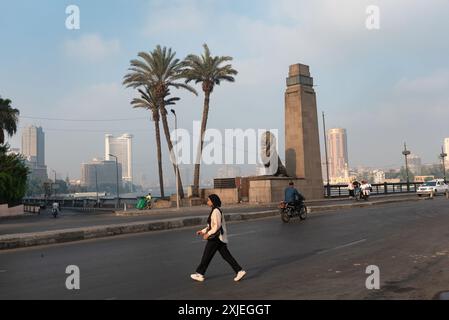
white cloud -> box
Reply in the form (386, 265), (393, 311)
(143, 0), (206, 36)
(64, 34), (120, 62)
(395, 70), (449, 96)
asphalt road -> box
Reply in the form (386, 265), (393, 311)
(0, 194), (417, 236)
(0, 206), (276, 236)
(1, 198), (448, 300)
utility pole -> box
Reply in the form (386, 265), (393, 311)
(402, 143), (411, 192)
(52, 169), (57, 197)
(440, 146), (447, 184)
(95, 165), (99, 207)
(109, 154), (120, 209)
(322, 112), (331, 197)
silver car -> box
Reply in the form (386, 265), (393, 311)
(417, 180), (449, 196)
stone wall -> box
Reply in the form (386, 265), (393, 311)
(203, 188), (240, 205)
(0, 204), (24, 217)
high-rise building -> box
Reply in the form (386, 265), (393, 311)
(81, 158), (123, 192)
(22, 125), (45, 166)
(327, 128), (349, 183)
(105, 134), (133, 184)
(21, 125), (48, 181)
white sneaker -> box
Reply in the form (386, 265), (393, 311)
(190, 273), (205, 282)
(234, 270), (247, 282)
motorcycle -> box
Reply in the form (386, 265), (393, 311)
(278, 201), (308, 223)
(51, 207), (59, 218)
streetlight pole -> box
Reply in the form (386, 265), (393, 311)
(402, 143), (411, 192)
(440, 146), (447, 184)
(52, 169), (57, 197)
(171, 109), (180, 210)
(109, 154), (120, 209)
(322, 112), (331, 197)
(94, 165), (99, 207)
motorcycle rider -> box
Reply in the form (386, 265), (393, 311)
(284, 181), (305, 211)
(52, 202), (60, 216)
(360, 180), (372, 199)
(145, 193), (153, 209)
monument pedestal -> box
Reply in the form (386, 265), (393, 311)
(248, 176), (323, 203)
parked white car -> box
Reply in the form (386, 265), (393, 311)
(417, 179), (449, 196)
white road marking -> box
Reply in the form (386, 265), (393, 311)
(317, 239), (367, 255)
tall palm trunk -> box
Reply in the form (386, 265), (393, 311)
(193, 91), (211, 197)
(154, 118), (165, 198)
(160, 106), (185, 199)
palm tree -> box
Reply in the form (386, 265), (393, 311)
(0, 97), (20, 145)
(130, 87), (178, 198)
(182, 44), (238, 197)
(123, 46), (197, 199)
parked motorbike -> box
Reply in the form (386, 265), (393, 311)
(278, 201), (308, 223)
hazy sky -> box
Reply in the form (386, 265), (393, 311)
(2, 0), (449, 184)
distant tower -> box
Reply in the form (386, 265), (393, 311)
(22, 125), (48, 181)
(285, 63), (323, 198)
(22, 125), (45, 166)
(105, 133), (133, 184)
(327, 128), (349, 182)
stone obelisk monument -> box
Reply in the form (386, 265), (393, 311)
(248, 63), (324, 203)
(285, 63), (323, 199)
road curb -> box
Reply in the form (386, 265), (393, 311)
(0, 196), (425, 251)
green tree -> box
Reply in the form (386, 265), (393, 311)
(0, 97), (20, 145)
(0, 145), (29, 205)
(123, 46), (197, 198)
(131, 86), (179, 199)
(182, 44), (238, 196)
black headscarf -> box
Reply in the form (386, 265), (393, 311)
(208, 194), (222, 208)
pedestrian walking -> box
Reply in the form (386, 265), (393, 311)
(190, 194), (247, 282)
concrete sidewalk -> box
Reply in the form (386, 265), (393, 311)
(0, 194), (428, 251)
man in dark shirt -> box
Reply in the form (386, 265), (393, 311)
(284, 182), (305, 209)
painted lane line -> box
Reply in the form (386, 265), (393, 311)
(317, 239), (367, 255)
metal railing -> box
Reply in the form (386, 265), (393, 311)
(324, 182), (423, 198)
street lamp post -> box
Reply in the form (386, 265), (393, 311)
(171, 109), (180, 210)
(94, 165), (99, 207)
(402, 143), (411, 192)
(52, 169), (57, 197)
(109, 154), (120, 209)
(322, 112), (331, 197)
(440, 146), (447, 184)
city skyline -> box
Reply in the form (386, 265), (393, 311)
(2, 0), (449, 183)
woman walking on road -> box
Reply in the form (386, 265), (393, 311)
(190, 194), (246, 282)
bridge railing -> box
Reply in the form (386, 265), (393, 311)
(22, 197), (139, 210)
(323, 182), (423, 198)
